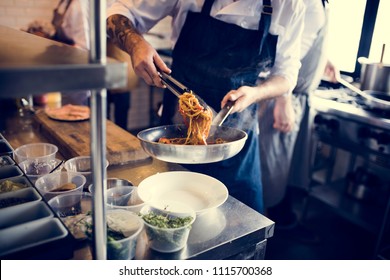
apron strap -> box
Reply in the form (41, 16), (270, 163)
(201, 0), (273, 55)
(201, 0), (215, 15)
(54, 0), (73, 15)
(258, 0), (273, 55)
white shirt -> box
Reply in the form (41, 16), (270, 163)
(300, 0), (326, 59)
(107, 0), (305, 91)
(295, 0), (328, 93)
(61, 0), (90, 50)
(61, 0), (117, 50)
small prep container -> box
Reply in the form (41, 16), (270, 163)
(0, 218), (69, 258)
(0, 140), (13, 157)
(0, 187), (41, 210)
(0, 165), (23, 180)
(0, 176), (32, 194)
(0, 155), (14, 167)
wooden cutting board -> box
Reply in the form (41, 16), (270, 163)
(34, 110), (150, 165)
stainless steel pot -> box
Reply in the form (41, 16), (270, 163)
(137, 124), (247, 164)
(358, 57), (390, 93)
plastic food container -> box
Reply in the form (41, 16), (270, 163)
(106, 186), (146, 214)
(140, 202), (196, 253)
(64, 156), (109, 191)
(105, 210), (143, 260)
(13, 143), (58, 163)
(106, 186), (135, 207)
(88, 178), (134, 194)
(0, 165), (23, 180)
(0, 218), (68, 258)
(35, 171), (86, 201)
(0, 140), (13, 157)
(48, 192), (92, 240)
(0, 155), (14, 167)
(89, 178), (145, 213)
(0, 187), (41, 210)
(19, 158), (63, 184)
(0, 176), (31, 194)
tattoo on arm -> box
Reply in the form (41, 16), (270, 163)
(106, 14), (142, 54)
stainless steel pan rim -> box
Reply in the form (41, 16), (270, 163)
(337, 77), (390, 111)
(137, 124), (248, 164)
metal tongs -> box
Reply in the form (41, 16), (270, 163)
(159, 72), (213, 113)
(159, 72), (236, 126)
(159, 72), (189, 98)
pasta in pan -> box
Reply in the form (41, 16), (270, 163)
(158, 91), (214, 145)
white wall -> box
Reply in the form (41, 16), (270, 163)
(0, 0), (56, 31)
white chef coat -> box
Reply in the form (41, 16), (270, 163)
(61, 0), (90, 50)
(107, 0), (305, 92)
(259, 0), (328, 208)
(61, 0), (116, 50)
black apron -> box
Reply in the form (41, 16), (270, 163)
(51, 0), (75, 45)
(161, 0), (277, 213)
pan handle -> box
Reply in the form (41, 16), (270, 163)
(211, 100), (235, 127)
(337, 76), (390, 109)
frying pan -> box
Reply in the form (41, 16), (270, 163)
(338, 77), (390, 111)
(137, 124), (248, 164)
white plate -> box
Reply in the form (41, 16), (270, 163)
(45, 105), (90, 122)
(137, 171), (228, 214)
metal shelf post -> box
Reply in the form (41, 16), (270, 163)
(89, 0), (108, 260)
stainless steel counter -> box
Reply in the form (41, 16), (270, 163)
(1, 111), (275, 260)
(106, 158), (274, 260)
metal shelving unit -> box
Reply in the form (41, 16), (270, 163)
(0, 26), (126, 96)
(308, 179), (385, 233)
(304, 119), (390, 258)
(0, 1), (127, 260)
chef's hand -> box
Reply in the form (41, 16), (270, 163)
(129, 39), (171, 87)
(273, 95), (295, 133)
(221, 86), (258, 113)
(221, 76), (291, 113)
(107, 14), (171, 88)
(323, 60), (339, 83)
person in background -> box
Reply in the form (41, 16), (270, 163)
(106, 0), (305, 214)
(52, 0), (136, 129)
(49, 0), (91, 107)
(259, 0), (339, 237)
(25, 19), (55, 39)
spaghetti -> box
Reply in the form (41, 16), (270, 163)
(159, 91), (213, 145)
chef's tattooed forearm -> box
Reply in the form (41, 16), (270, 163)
(106, 14), (142, 54)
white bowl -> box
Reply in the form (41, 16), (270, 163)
(138, 171), (228, 215)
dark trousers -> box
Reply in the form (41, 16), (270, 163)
(107, 91), (131, 130)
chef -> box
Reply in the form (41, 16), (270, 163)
(106, 0), (305, 213)
(260, 0), (333, 227)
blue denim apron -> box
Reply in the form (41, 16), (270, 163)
(161, 0), (277, 213)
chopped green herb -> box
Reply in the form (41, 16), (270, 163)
(141, 212), (193, 228)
